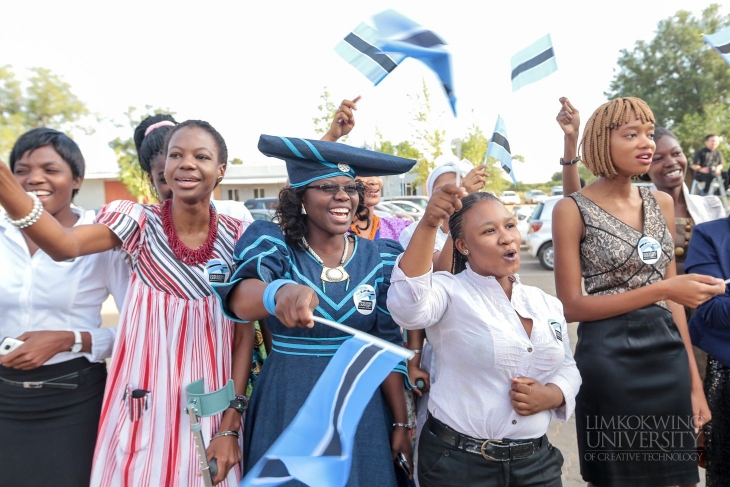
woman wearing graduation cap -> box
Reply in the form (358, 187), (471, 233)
(211, 135), (417, 486)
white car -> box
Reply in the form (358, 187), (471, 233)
(524, 190), (548, 204)
(527, 196), (561, 270)
(500, 191), (521, 205)
(512, 206), (532, 245)
(387, 200), (425, 221)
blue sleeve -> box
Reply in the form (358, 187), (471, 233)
(686, 223), (730, 332)
(210, 221), (292, 322)
(374, 238), (411, 386)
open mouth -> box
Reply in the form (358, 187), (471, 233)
(175, 177), (201, 188)
(30, 190), (52, 200)
(663, 168), (683, 178)
(503, 249), (518, 262)
(365, 189), (380, 198)
(636, 153), (652, 164)
(329, 208), (351, 221)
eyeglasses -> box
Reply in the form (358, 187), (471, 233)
(305, 182), (364, 195)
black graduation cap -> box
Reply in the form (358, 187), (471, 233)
(258, 135), (416, 188)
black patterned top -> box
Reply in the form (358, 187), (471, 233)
(570, 187), (674, 310)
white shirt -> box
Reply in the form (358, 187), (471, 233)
(211, 200), (254, 223)
(0, 208), (130, 365)
(683, 184), (725, 223)
(388, 258), (581, 440)
(399, 223), (449, 253)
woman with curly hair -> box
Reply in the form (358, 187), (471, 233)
(210, 132), (417, 486)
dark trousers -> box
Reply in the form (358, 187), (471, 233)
(0, 358), (107, 487)
(417, 422), (563, 487)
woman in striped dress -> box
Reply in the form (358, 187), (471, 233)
(0, 120), (253, 486)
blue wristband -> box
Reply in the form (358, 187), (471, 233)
(263, 279), (297, 315)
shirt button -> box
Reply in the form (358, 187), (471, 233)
(527, 347), (533, 353)
(512, 420), (517, 425)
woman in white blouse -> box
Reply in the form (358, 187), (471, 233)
(0, 128), (129, 487)
(388, 187), (581, 486)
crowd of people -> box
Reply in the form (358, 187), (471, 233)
(0, 95), (728, 487)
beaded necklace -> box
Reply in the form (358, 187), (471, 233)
(674, 216), (693, 257)
(161, 199), (218, 266)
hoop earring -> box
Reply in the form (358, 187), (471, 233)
(463, 249), (469, 255)
(301, 204), (307, 215)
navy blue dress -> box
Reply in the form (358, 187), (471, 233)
(213, 221), (404, 487)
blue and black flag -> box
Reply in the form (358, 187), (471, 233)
(486, 116), (517, 186)
(239, 319), (412, 487)
(335, 9), (457, 115)
(510, 34), (557, 92)
(704, 25), (730, 66)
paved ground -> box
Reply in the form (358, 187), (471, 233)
(101, 250), (706, 486)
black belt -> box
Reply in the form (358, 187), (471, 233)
(426, 413), (546, 462)
(0, 364), (102, 390)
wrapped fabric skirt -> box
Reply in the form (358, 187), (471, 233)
(574, 305), (699, 487)
(0, 357), (107, 486)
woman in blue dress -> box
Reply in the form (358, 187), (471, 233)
(211, 134), (416, 486)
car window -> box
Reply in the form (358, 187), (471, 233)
(393, 202), (419, 212)
(531, 202), (544, 220)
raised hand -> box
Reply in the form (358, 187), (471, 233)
(556, 97), (580, 138)
(322, 96), (361, 142)
(462, 164), (489, 195)
(421, 184), (467, 228)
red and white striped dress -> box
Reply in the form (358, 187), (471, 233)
(90, 200), (247, 487)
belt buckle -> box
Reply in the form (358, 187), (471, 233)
(480, 439), (505, 462)
(23, 381), (42, 389)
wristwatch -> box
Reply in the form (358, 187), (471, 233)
(228, 395), (249, 415)
(70, 330), (82, 353)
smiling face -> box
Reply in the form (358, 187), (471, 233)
(608, 111), (656, 177)
(301, 176), (359, 237)
(358, 176), (383, 208)
(164, 126), (225, 203)
(12, 144), (82, 217)
(149, 153), (172, 201)
(647, 135), (687, 192)
(455, 198), (520, 279)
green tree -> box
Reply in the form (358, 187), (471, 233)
(312, 87), (350, 143)
(607, 4), (730, 161)
(408, 79), (447, 187)
(0, 65), (89, 159)
(109, 106), (174, 202)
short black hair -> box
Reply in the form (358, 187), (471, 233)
(706, 134), (719, 141)
(655, 126), (679, 144)
(9, 128), (85, 198)
(163, 120), (228, 165)
(134, 114), (178, 174)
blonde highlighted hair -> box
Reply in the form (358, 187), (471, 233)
(579, 97), (655, 178)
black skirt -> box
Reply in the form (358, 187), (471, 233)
(574, 305), (699, 487)
(0, 357), (107, 487)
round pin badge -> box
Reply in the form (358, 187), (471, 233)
(205, 258), (231, 284)
(637, 236), (662, 265)
(353, 284), (376, 315)
(337, 163), (351, 173)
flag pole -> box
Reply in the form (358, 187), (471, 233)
(312, 316), (415, 360)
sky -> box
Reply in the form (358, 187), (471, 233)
(1, 0), (724, 184)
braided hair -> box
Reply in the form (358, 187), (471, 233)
(449, 192), (500, 274)
(134, 114), (178, 174)
(579, 97), (655, 178)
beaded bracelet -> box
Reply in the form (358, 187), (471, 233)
(212, 430), (240, 440)
(5, 192), (44, 229)
(393, 422), (414, 430)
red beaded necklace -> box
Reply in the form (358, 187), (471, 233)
(161, 199), (218, 266)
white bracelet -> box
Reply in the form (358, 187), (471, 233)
(5, 192), (44, 229)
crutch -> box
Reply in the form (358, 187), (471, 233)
(185, 379), (236, 487)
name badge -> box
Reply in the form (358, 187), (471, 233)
(637, 236), (662, 265)
(548, 319), (563, 342)
(205, 258), (231, 284)
(353, 284), (376, 315)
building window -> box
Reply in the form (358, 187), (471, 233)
(227, 189), (239, 201)
(405, 183), (415, 196)
(254, 188), (265, 198)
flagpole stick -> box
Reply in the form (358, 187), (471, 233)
(312, 316), (415, 360)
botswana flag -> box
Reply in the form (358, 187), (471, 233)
(486, 116), (517, 186)
(703, 25), (730, 66)
(511, 34), (557, 92)
(335, 9), (457, 116)
(240, 318), (412, 487)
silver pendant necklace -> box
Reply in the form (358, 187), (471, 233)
(301, 234), (350, 284)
